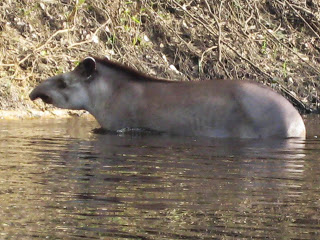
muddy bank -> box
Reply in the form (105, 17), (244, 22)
(0, 0), (319, 113)
(0, 109), (91, 120)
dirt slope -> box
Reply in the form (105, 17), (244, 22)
(0, 0), (319, 114)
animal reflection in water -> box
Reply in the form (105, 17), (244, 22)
(30, 57), (305, 139)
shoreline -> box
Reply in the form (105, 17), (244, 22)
(0, 109), (93, 120)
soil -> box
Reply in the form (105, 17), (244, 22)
(0, 0), (320, 119)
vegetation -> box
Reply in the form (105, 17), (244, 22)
(0, 0), (319, 113)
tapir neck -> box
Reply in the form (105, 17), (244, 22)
(86, 77), (147, 130)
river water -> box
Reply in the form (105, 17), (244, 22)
(0, 116), (319, 239)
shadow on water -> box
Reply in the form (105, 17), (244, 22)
(0, 116), (319, 239)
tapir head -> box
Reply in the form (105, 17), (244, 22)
(30, 57), (97, 110)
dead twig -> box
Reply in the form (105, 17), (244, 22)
(259, 23), (320, 75)
(199, 45), (218, 74)
(203, 0), (222, 63)
(35, 28), (75, 52)
(171, 0), (217, 36)
(282, 0), (320, 39)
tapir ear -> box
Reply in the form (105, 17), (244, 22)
(82, 57), (96, 77)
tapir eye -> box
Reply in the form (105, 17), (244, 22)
(57, 79), (67, 89)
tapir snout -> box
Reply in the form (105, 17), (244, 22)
(30, 83), (53, 104)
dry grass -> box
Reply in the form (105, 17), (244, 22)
(0, 0), (319, 112)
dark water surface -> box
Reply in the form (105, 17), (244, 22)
(0, 116), (320, 239)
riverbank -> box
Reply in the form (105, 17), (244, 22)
(1, 1), (320, 113)
(0, 109), (90, 120)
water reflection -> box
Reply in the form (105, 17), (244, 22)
(0, 117), (319, 239)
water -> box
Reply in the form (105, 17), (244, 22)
(0, 116), (320, 239)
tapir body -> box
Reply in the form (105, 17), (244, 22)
(29, 57), (306, 139)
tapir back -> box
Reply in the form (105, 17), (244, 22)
(136, 79), (305, 138)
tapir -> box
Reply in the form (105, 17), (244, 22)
(29, 57), (306, 139)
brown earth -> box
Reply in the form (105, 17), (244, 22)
(0, 0), (320, 118)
